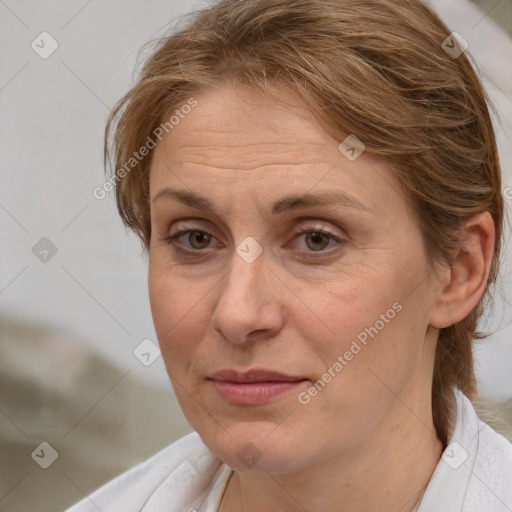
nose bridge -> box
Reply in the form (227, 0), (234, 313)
(212, 246), (282, 343)
(221, 229), (266, 301)
(220, 248), (265, 312)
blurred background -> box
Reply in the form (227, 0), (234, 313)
(1, 0), (511, 510)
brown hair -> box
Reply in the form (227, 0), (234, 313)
(104, 0), (504, 447)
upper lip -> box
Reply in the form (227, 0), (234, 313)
(208, 369), (306, 383)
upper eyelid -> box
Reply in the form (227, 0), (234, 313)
(168, 218), (344, 236)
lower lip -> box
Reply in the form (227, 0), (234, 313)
(211, 380), (307, 405)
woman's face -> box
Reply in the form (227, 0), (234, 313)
(148, 84), (444, 473)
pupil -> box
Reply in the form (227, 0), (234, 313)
(191, 231), (209, 248)
(308, 232), (328, 251)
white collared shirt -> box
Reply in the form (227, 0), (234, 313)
(64, 389), (512, 512)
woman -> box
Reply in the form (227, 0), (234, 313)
(66, 0), (512, 510)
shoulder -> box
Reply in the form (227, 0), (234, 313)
(469, 412), (512, 508)
(456, 390), (512, 510)
(419, 389), (512, 512)
(63, 431), (220, 512)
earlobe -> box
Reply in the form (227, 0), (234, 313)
(431, 296), (454, 329)
(429, 277), (455, 330)
(428, 211), (495, 329)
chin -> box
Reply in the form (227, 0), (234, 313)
(197, 422), (314, 474)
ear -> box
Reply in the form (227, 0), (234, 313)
(429, 211), (495, 329)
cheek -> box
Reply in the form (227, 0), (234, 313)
(148, 257), (207, 370)
(305, 256), (425, 376)
(299, 267), (394, 349)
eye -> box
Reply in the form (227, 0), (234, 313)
(159, 223), (345, 258)
(160, 229), (218, 252)
(290, 226), (344, 254)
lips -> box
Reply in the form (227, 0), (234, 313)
(209, 369), (306, 383)
(208, 369), (308, 405)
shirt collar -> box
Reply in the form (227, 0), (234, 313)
(417, 388), (480, 511)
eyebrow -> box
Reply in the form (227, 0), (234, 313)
(152, 188), (374, 216)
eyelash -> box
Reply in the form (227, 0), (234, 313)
(159, 225), (345, 259)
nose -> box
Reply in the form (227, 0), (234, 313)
(211, 249), (285, 345)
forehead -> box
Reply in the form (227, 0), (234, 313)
(151, 84), (340, 172)
(148, 83), (407, 219)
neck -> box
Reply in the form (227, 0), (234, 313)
(219, 383), (442, 512)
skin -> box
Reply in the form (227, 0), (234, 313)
(147, 83), (495, 511)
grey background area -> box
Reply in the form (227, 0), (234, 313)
(1, 1), (511, 511)
(471, 0), (512, 36)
